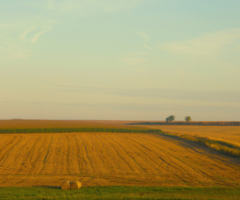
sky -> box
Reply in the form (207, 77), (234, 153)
(1, 0), (240, 121)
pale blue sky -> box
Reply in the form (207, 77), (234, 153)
(1, 0), (240, 121)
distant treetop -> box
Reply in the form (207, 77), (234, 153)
(185, 116), (191, 122)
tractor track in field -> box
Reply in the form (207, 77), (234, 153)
(0, 132), (239, 187)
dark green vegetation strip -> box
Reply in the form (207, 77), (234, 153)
(0, 186), (240, 200)
(0, 127), (162, 134)
(128, 121), (240, 126)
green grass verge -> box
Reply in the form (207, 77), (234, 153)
(0, 186), (239, 200)
(0, 128), (162, 134)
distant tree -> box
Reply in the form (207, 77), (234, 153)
(185, 116), (191, 122)
(169, 115), (175, 122)
(166, 117), (170, 123)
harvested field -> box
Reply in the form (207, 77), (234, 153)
(141, 125), (240, 146)
(0, 132), (239, 187)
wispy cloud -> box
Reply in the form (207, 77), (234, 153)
(158, 28), (240, 55)
(20, 26), (52, 43)
(0, 24), (15, 30)
(121, 51), (150, 66)
(44, 0), (140, 16)
(10, 51), (30, 59)
(2, 100), (238, 113)
(136, 31), (149, 38)
(123, 52), (150, 57)
(31, 27), (52, 43)
(1, 0), (139, 60)
(2, 99), (239, 120)
(0, 34), (30, 59)
(121, 57), (146, 66)
(53, 84), (240, 103)
(20, 27), (36, 40)
(0, 22), (53, 59)
(143, 45), (152, 50)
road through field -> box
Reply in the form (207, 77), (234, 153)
(0, 132), (239, 187)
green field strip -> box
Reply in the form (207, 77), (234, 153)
(0, 127), (162, 134)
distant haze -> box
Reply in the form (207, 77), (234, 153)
(1, 0), (240, 121)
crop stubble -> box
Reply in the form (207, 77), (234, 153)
(141, 125), (240, 146)
(0, 132), (239, 187)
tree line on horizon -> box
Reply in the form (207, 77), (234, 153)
(166, 115), (191, 122)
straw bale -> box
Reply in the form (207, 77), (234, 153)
(70, 180), (81, 189)
(61, 181), (71, 190)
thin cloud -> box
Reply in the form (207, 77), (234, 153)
(45, 0), (140, 16)
(0, 0), (140, 60)
(121, 51), (149, 67)
(11, 51), (30, 59)
(20, 27), (36, 40)
(2, 100), (239, 120)
(158, 28), (240, 55)
(123, 52), (150, 57)
(53, 84), (240, 103)
(136, 31), (149, 37)
(121, 57), (146, 66)
(20, 27), (51, 43)
(143, 45), (152, 50)
(45, 0), (55, 10)
(235, 46), (240, 51)
(31, 28), (51, 43)
(0, 35), (30, 59)
(0, 24), (15, 30)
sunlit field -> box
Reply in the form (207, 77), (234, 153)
(141, 125), (240, 145)
(0, 120), (240, 199)
(0, 120), (239, 187)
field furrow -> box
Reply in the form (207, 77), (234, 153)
(100, 133), (142, 174)
(0, 132), (239, 187)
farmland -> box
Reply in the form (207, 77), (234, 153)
(140, 125), (240, 153)
(140, 125), (240, 145)
(0, 123), (239, 187)
(0, 120), (240, 199)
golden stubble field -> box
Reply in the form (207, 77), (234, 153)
(141, 125), (240, 146)
(0, 130), (240, 187)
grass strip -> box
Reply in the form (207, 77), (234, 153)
(159, 132), (240, 157)
(0, 127), (162, 134)
(0, 186), (240, 200)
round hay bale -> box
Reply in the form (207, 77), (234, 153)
(70, 180), (81, 189)
(61, 181), (71, 190)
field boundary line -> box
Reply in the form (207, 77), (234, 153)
(155, 132), (240, 158)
